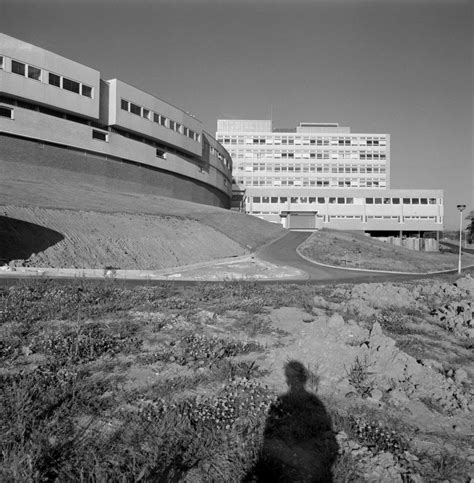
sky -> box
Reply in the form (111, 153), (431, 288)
(2, 0), (473, 229)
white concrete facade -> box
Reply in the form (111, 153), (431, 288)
(216, 120), (443, 232)
(0, 34), (232, 207)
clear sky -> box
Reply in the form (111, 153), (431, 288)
(2, 0), (472, 229)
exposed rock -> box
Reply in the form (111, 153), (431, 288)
(327, 313), (345, 329)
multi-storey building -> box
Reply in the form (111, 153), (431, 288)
(216, 120), (443, 233)
(0, 34), (232, 208)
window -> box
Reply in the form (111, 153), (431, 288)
(384, 198), (391, 204)
(337, 198), (345, 204)
(403, 198), (411, 204)
(62, 77), (80, 93)
(271, 197), (278, 203)
(329, 197), (336, 204)
(49, 72), (61, 87)
(253, 197), (261, 203)
(262, 197), (270, 203)
(420, 198), (427, 205)
(392, 198), (400, 204)
(366, 198), (374, 204)
(429, 198), (437, 204)
(27, 65), (41, 80)
(280, 197), (287, 203)
(412, 198), (419, 205)
(121, 99), (129, 111)
(169, 120), (175, 131)
(130, 103), (141, 115)
(160, 115), (167, 127)
(0, 56), (3, 69)
(0, 106), (13, 119)
(92, 130), (108, 142)
(12, 60), (26, 76)
(81, 85), (92, 98)
(346, 198), (353, 204)
(142, 108), (150, 120)
(374, 198), (382, 204)
(156, 149), (166, 159)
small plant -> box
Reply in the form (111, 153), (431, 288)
(345, 356), (374, 398)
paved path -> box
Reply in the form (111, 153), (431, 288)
(255, 231), (473, 283)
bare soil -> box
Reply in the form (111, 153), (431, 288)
(299, 230), (474, 273)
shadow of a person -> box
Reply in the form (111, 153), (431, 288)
(247, 361), (339, 482)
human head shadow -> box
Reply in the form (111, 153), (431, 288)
(0, 216), (64, 264)
(245, 360), (339, 482)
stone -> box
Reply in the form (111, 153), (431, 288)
(327, 313), (345, 329)
(370, 388), (384, 401)
(454, 368), (468, 384)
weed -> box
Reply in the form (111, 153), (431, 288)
(345, 356), (374, 399)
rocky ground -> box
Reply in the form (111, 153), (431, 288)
(1, 275), (473, 481)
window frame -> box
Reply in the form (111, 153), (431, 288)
(11, 60), (26, 76)
(27, 65), (41, 81)
(49, 72), (61, 88)
(0, 105), (14, 119)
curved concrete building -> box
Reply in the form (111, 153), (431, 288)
(0, 33), (232, 208)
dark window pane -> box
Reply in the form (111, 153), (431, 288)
(153, 113), (160, 123)
(81, 85), (92, 98)
(49, 73), (61, 87)
(27, 65), (41, 80)
(121, 99), (129, 111)
(0, 106), (13, 118)
(62, 77), (80, 94)
(12, 60), (25, 76)
(92, 130), (107, 142)
(130, 103), (141, 115)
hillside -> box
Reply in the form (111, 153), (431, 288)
(299, 230), (474, 273)
(0, 158), (285, 269)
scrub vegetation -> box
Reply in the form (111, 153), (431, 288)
(1, 277), (473, 481)
(299, 229), (474, 272)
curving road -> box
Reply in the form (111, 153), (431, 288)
(255, 231), (473, 283)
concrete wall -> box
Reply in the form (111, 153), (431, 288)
(245, 187), (443, 231)
(0, 33), (100, 119)
(0, 134), (230, 208)
(106, 79), (202, 157)
(0, 34), (232, 210)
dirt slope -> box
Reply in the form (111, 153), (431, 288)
(0, 158), (285, 268)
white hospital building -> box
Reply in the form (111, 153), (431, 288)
(216, 120), (443, 234)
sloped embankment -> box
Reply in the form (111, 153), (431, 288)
(0, 155), (286, 269)
(0, 205), (253, 269)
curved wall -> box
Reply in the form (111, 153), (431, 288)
(0, 33), (232, 209)
(0, 134), (230, 208)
